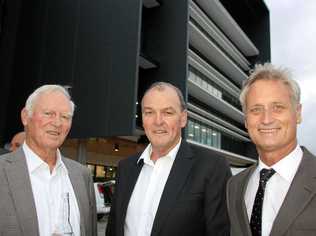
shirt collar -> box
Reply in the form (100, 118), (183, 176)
(23, 142), (67, 174)
(258, 144), (303, 182)
(137, 138), (182, 166)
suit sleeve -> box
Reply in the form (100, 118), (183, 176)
(105, 161), (122, 236)
(205, 157), (232, 236)
(226, 177), (235, 236)
(87, 167), (97, 236)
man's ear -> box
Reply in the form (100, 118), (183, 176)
(244, 117), (248, 130)
(21, 108), (29, 126)
(181, 110), (188, 128)
(296, 104), (302, 124)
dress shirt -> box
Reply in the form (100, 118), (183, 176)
(245, 145), (303, 236)
(124, 139), (181, 236)
(23, 143), (80, 236)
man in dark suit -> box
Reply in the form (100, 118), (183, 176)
(106, 82), (231, 236)
(227, 63), (316, 236)
(0, 85), (96, 236)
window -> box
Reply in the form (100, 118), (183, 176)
(187, 118), (222, 149)
(87, 164), (117, 182)
(188, 67), (222, 99)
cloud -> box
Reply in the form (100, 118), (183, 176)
(265, 0), (316, 153)
(298, 77), (316, 153)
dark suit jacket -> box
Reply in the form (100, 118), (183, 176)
(106, 140), (231, 236)
(0, 147), (97, 236)
(227, 147), (316, 236)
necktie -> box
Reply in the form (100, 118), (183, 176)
(250, 168), (275, 236)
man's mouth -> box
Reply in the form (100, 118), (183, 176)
(47, 130), (60, 136)
(258, 128), (280, 133)
(153, 130), (167, 134)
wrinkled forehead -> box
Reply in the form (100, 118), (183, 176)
(143, 86), (182, 108)
(34, 91), (72, 111)
(246, 80), (293, 105)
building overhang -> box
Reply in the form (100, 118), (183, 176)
(143, 0), (160, 8)
(187, 139), (256, 167)
(188, 49), (240, 98)
(188, 103), (248, 137)
(195, 0), (259, 56)
(188, 79), (244, 124)
(189, 21), (247, 86)
(189, 1), (250, 70)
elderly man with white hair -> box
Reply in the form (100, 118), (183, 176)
(0, 84), (96, 236)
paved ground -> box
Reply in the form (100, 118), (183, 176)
(97, 216), (108, 236)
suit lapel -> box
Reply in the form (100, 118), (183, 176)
(4, 149), (39, 236)
(235, 166), (256, 236)
(270, 150), (316, 236)
(151, 141), (194, 236)
(64, 159), (89, 236)
(119, 155), (143, 232)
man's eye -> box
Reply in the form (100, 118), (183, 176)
(249, 107), (262, 114)
(144, 111), (153, 115)
(44, 111), (53, 116)
(273, 105), (285, 112)
(61, 114), (71, 121)
(164, 111), (174, 115)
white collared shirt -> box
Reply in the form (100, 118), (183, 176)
(124, 139), (181, 236)
(245, 145), (303, 236)
(23, 143), (80, 236)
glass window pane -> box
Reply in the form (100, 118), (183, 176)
(193, 122), (200, 142)
(188, 120), (194, 140)
(201, 126), (207, 144)
(96, 165), (105, 178)
(218, 133), (221, 148)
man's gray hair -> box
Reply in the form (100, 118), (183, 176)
(240, 63), (301, 112)
(141, 82), (187, 111)
(25, 84), (75, 117)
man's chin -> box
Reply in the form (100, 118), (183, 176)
(257, 142), (281, 152)
(44, 141), (62, 150)
(151, 142), (167, 149)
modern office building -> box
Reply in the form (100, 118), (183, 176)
(0, 0), (270, 179)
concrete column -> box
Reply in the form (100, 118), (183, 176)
(77, 139), (87, 164)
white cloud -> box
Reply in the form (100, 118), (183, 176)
(265, 0), (316, 153)
(298, 77), (316, 153)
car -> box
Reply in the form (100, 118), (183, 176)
(94, 180), (115, 220)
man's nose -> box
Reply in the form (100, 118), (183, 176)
(154, 113), (164, 125)
(52, 115), (63, 126)
(261, 109), (274, 124)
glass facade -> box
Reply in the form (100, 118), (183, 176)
(187, 117), (252, 157)
(187, 118), (221, 148)
(188, 67), (222, 99)
(188, 60), (241, 111)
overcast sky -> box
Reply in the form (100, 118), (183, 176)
(264, 0), (316, 153)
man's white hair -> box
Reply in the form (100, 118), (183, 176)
(25, 84), (75, 116)
(240, 63), (301, 112)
